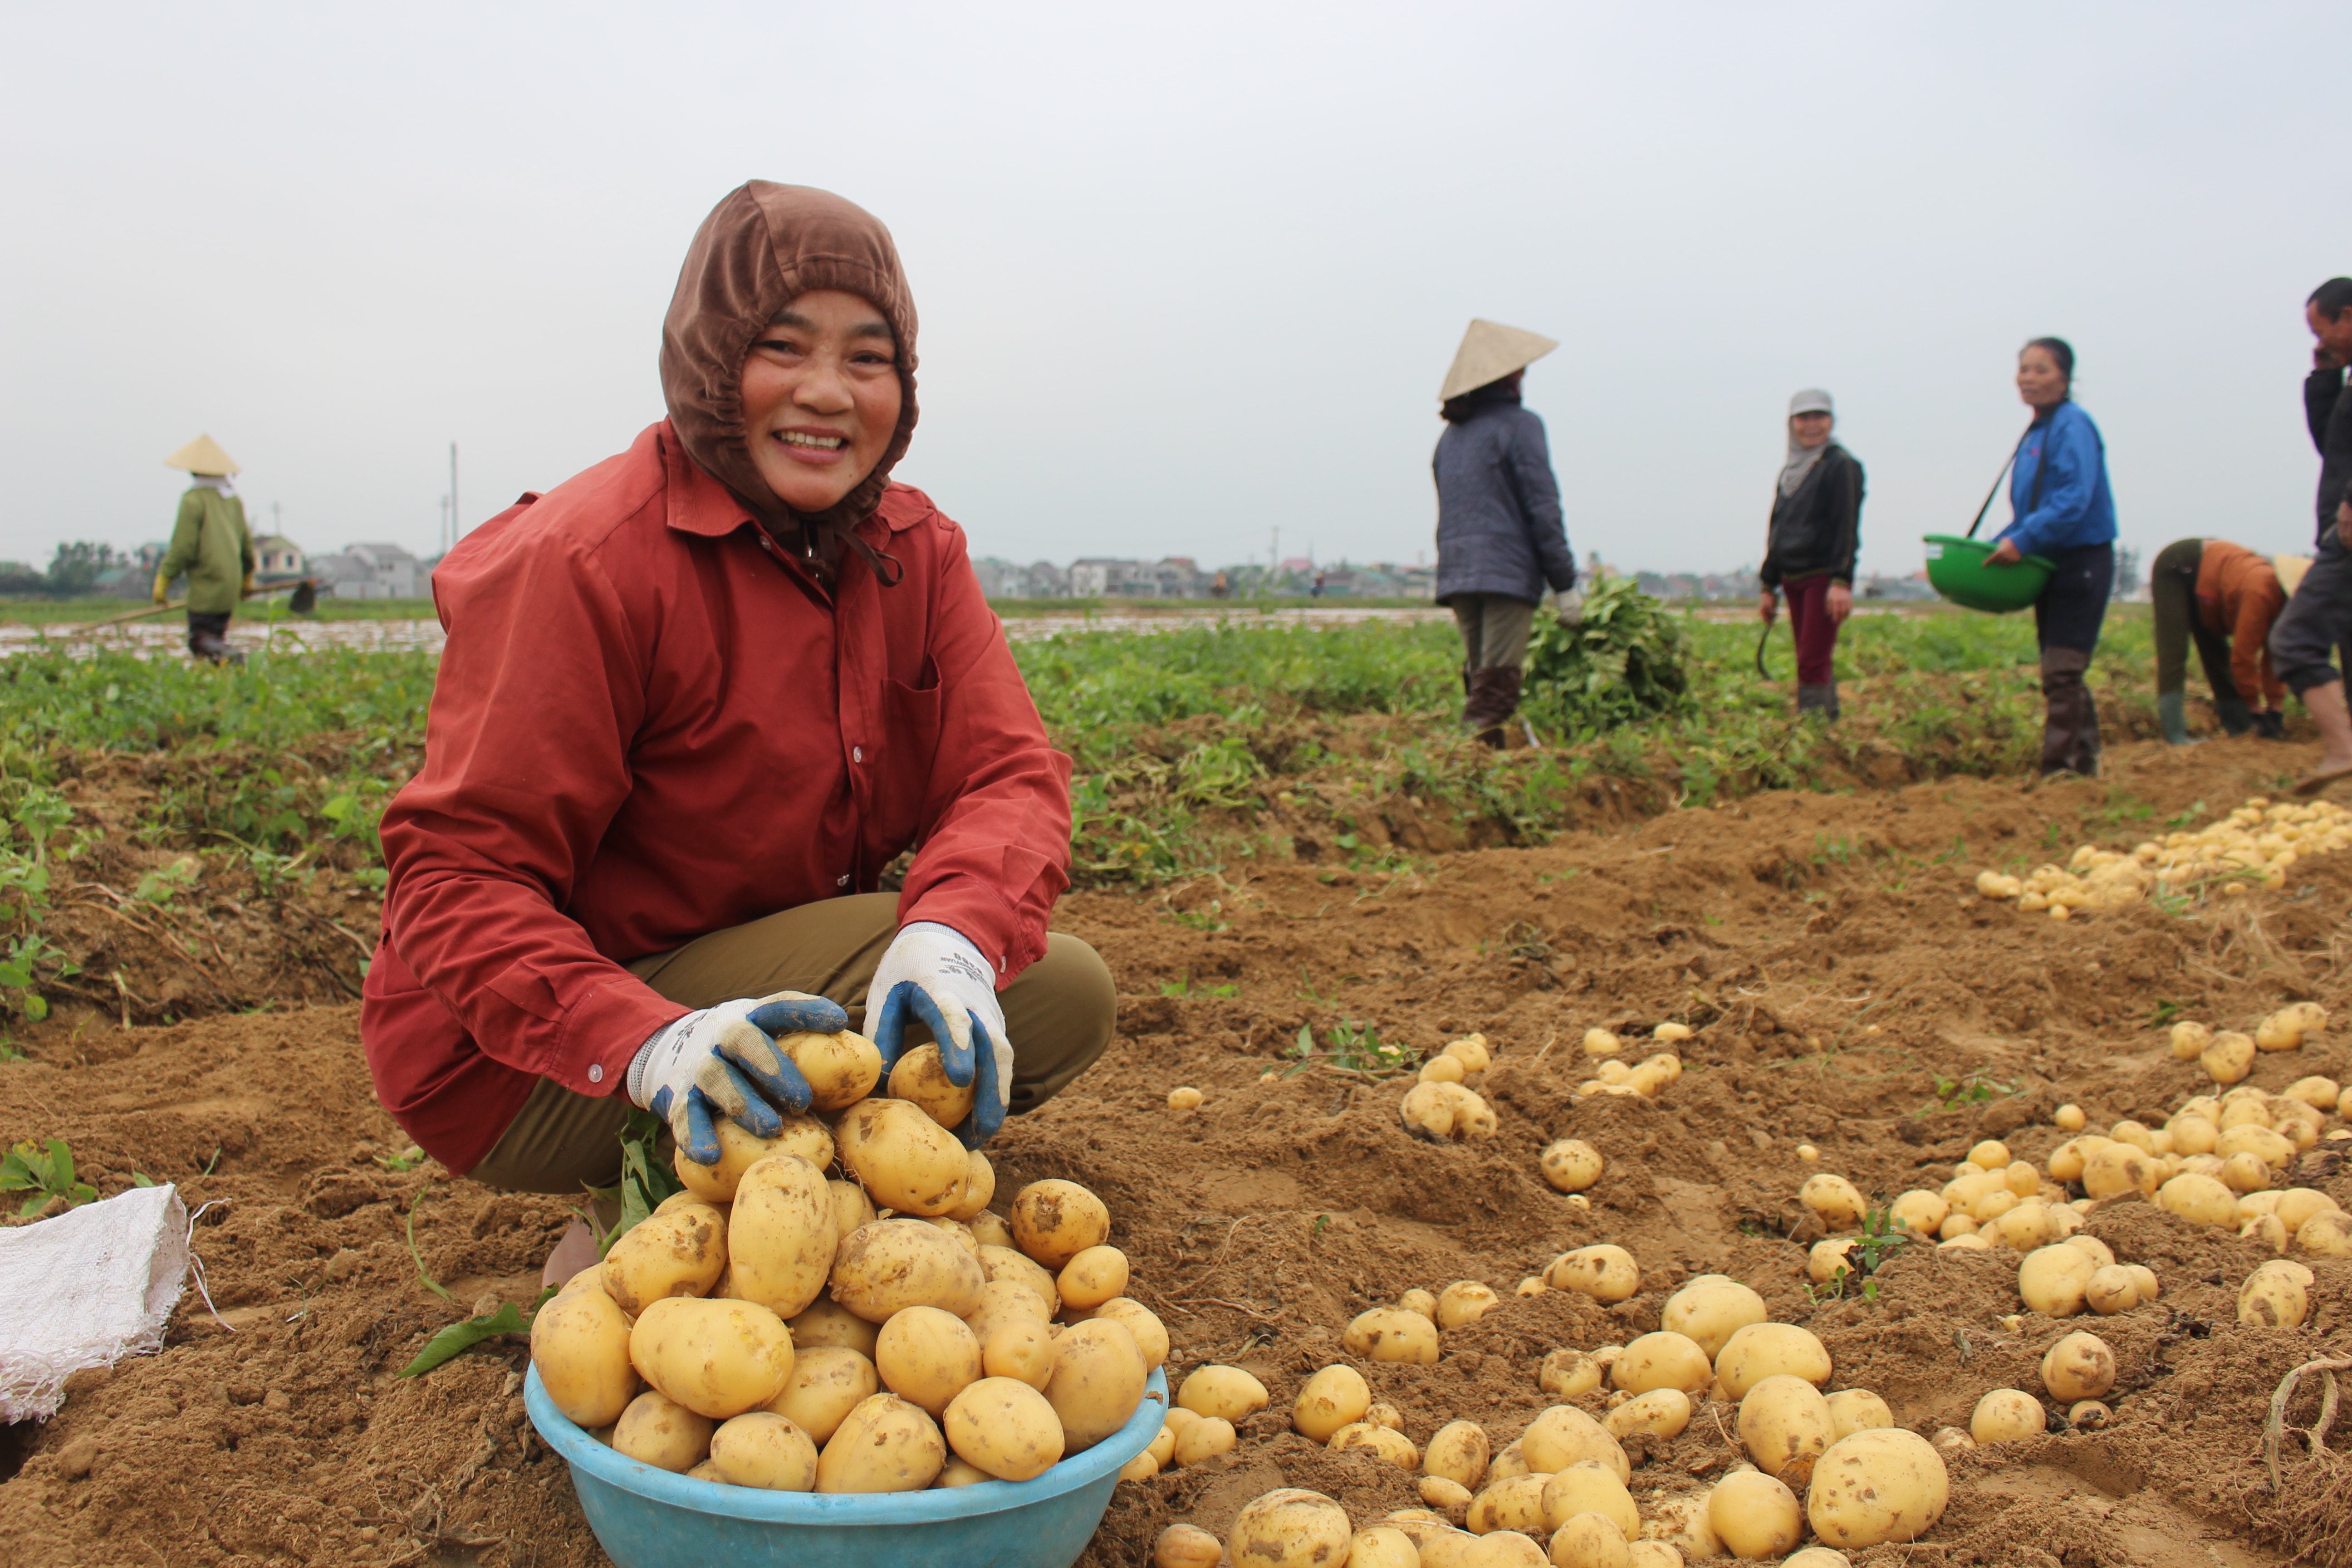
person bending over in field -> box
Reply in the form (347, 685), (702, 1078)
(2148, 537), (2298, 745)
(361, 183), (1113, 1198)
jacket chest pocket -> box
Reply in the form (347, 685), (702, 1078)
(869, 676), (944, 849)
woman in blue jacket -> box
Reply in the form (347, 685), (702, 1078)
(1984, 337), (2117, 775)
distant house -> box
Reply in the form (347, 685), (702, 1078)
(310, 542), (421, 599)
(253, 534), (307, 583)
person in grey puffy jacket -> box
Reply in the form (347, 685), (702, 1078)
(1432, 319), (1579, 746)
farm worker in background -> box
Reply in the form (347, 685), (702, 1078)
(1981, 338), (2117, 777)
(156, 434), (256, 666)
(1756, 389), (1864, 721)
(2147, 538), (2296, 744)
(1433, 318), (1580, 747)
(2277, 495), (2352, 793)
(2304, 278), (2352, 550)
(362, 183), (1113, 1194)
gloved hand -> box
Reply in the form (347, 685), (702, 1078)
(1554, 586), (1586, 626)
(865, 922), (1010, 1149)
(2214, 693), (2257, 738)
(627, 991), (845, 1165)
(151, 573), (170, 607)
(2253, 709), (2288, 740)
(242, 574), (256, 597)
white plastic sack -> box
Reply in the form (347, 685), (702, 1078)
(0, 1182), (190, 1421)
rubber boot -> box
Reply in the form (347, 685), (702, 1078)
(1796, 684), (1836, 721)
(2213, 693), (2256, 737)
(1465, 668), (1513, 747)
(2158, 691), (2197, 746)
(2039, 647), (2099, 777)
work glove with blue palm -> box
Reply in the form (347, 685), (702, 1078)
(627, 991), (846, 1166)
(864, 923), (1011, 1150)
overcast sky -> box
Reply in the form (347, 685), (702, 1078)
(3, 4), (2345, 582)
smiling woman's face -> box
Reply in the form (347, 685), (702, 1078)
(739, 289), (903, 514)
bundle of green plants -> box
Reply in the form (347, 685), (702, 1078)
(1522, 576), (1695, 736)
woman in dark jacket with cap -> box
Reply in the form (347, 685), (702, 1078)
(1432, 318), (1580, 746)
(1758, 389), (1864, 720)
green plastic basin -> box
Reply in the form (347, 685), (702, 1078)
(1923, 534), (2056, 614)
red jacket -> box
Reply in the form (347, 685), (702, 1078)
(362, 422), (1073, 1173)
(2194, 539), (2288, 709)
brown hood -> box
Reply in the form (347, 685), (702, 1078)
(660, 181), (919, 575)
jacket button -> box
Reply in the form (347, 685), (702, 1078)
(853, 746), (864, 763)
(587, 1063), (603, 1084)
(837, 874), (850, 887)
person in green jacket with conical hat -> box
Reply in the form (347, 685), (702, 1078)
(157, 434), (256, 665)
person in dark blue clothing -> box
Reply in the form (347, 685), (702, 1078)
(1983, 337), (2117, 776)
(1432, 318), (1580, 746)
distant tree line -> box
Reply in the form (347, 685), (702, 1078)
(0, 542), (138, 598)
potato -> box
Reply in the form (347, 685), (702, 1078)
(784, 1029), (884, 1111)
(1446, 1033), (1494, 1071)
(827, 1179), (879, 1252)
(1662, 1275), (1768, 1359)
(1092, 1298), (1171, 1369)
(1799, 1173), (1867, 1230)
(1547, 1245), (1640, 1304)
(1059, 1246), (1130, 1312)
(1612, 1332), (1712, 1398)
(707, 1410), (819, 1490)
(1825, 1387), (1892, 1440)
(2017, 1245), (2095, 1317)
(965, 1278), (1051, 1343)
(2202, 1030), (2257, 1085)
(612, 1389), (715, 1472)
(2083, 1265), (2140, 1316)
(1808, 1239), (1857, 1286)
(979, 1243), (1063, 1316)
(1739, 1374), (1836, 1485)
(1155, 1523), (1225, 1568)
(1416, 1417), (1488, 1489)
(1969, 1388), (2045, 1445)
(2288, 1075), (2341, 1111)
(947, 1151), (997, 1223)
(1421, 1475), (1475, 1511)
(2069, 1400), (2112, 1430)
(1988, 1201), (2058, 1252)
(1805, 1427), (1949, 1548)
(763, 1345), (878, 1443)
(1345, 1307), (1442, 1364)
(2219, 1124), (2296, 1170)
(1438, 1280), (1504, 1330)
(883, 1041), (978, 1131)
(1539, 1349), (1602, 1399)
(1480, 1530), (1549, 1566)
(1469, 1472), (1552, 1535)
(1421, 1054), (1468, 1085)
(1230, 1488), (1354, 1568)
(1044, 1318), (1149, 1451)
(2080, 1143), (2160, 1200)
(968, 1211), (1015, 1250)
(2156, 1173), (2238, 1228)
(630, 1296), (795, 1419)
(2244, 1213), (2291, 1253)
(1485, 1440), (1532, 1485)
(1398, 1288), (1440, 1318)
(1520, 1404), (1630, 1480)
(1602, 1389), (1689, 1440)
(2171, 1019), (2214, 1059)
(724, 1152), (837, 1319)
(1714, 1323), (1831, 1400)
(1173, 1414), (1237, 1465)
(601, 1202), (727, 1315)
(1548, 1510), (1631, 1568)
(831, 1220), (986, 1322)
(672, 1117), (834, 1203)
(1181, 1364), (1271, 1423)
(2240, 1264), (2311, 1328)
(937, 1375), (1065, 1482)
(2125, 1264), (2160, 1302)
(977, 1319), (1055, 1391)
(1009, 1179), (1113, 1269)
(1333, 1422), (1419, 1470)
(873, 1304), (984, 1417)
(2170, 1115), (2220, 1156)
(1706, 1470), (1802, 1560)
(1540, 1139), (1605, 1193)
(530, 1284), (639, 1428)
(1888, 1190), (1950, 1238)
(837, 1098), (972, 1217)
(1295, 1363), (1373, 1443)
(2039, 1331), (2117, 1401)
(815, 1392), (946, 1492)
(1637, 1493), (1720, 1558)
(790, 1294), (881, 1357)
(1350, 1525), (1424, 1568)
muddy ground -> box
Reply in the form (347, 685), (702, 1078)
(4, 733), (2350, 1567)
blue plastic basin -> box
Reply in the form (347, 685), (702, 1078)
(525, 1364), (1169, 1568)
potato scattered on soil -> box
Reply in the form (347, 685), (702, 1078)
(1166, 1086), (1204, 1110)
(1539, 1137), (1605, 1193)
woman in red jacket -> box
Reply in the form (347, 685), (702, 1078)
(362, 183), (1113, 1188)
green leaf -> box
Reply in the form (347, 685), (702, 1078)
(21, 995), (45, 1021)
(609, 1108), (682, 1254)
(405, 1190), (455, 1302)
(397, 1284), (559, 1378)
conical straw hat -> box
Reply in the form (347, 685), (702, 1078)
(163, 433), (239, 475)
(1439, 319), (1559, 403)
(2276, 553), (2314, 598)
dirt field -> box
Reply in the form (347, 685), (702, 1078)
(3, 733), (2349, 1567)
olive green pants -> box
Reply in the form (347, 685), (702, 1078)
(463, 894), (1117, 1194)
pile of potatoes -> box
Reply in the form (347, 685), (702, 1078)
(1975, 796), (2352, 915)
(529, 1026), (1167, 1494)
(1958, 1328), (2120, 1446)
(2167, 1004), (2331, 1086)
(1403, 1035), (1500, 1141)
(1569, 1023), (1689, 1106)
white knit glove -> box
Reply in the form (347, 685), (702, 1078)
(626, 991), (845, 1164)
(1554, 586), (1586, 625)
(863, 923), (1011, 1148)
